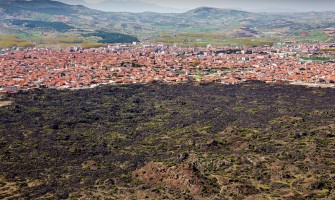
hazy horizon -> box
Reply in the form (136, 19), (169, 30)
(58, 0), (335, 13)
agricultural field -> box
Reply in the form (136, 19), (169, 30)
(155, 32), (274, 47)
(0, 35), (34, 48)
(0, 82), (335, 199)
(301, 57), (333, 61)
(0, 34), (108, 49)
(293, 31), (331, 43)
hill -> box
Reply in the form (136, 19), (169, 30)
(1, 0), (335, 44)
(0, 82), (335, 199)
(0, 0), (140, 45)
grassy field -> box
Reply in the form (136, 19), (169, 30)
(0, 34), (107, 49)
(301, 57), (333, 61)
(305, 31), (329, 42)
(0, 35), (34, 48)
(0, 30), (329, 49)
(155, 32), (274, 47)
(293, 31), (330, 43)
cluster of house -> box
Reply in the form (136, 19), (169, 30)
(0, 43), (334, 93)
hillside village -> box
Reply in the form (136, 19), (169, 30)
(1, 42), (335, 93)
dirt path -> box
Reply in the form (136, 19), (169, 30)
(0, 101), (12, 107)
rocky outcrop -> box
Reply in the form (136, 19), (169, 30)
(132, 162), (219, 197)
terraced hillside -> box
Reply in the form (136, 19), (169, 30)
(0, 81), (335, 199)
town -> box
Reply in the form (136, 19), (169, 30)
(1, 42), (335, 93)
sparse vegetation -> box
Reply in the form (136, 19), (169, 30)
(320, 48), (335, 52)
(0, 82), (335, 199)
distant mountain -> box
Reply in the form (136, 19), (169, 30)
(184, 7), (248, 15)
(1, 0), (335, 40)
(250, 7), (303, 13)
(181, 7), (254, 23)
(0, 0), (88, 16)
(59, 0), (186, 13)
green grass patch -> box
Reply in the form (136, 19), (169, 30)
(295, 31), (329, 42)
(301, 57), (331, 61)
(81, 43), (107, 49)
